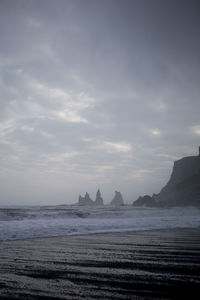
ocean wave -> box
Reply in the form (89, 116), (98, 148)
(0, 206), (199, 241)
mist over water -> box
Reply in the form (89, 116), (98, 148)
(0, 205), (199, 241)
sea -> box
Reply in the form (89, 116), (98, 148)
(0, 205), (199, 241)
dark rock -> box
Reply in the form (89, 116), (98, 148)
(133, 195), (156, 206)
(154, 156), (200, 206)
(133, 150), (200, 207)
(94, 189), (104, 205)
(78, 192), (94, 206)
(110, 191), (124, 206)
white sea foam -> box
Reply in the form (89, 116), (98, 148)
(0, 205), (199, 241)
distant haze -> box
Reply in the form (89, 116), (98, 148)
(0, 0), (199, 205)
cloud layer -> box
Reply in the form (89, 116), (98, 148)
(0, 0), (200, 204)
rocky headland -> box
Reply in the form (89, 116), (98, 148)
(133, 150), (200, 207)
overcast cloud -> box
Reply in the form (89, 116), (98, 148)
(0, 0), (199, 205)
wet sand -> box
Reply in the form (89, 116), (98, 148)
(0, 228), (200, 299)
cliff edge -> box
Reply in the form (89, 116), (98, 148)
(133, 153), (200, 207)
(155, 156), (200, 206)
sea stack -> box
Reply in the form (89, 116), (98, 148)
(78, 192), (94, 206)
(94, 189), (104, 205)
(110, 191), (124, 206)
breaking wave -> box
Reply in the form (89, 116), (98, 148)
(0, 205), (199, 241)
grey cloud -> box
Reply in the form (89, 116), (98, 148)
(0, 0), (199, 204)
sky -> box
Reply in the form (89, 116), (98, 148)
(0, 0), (200, 205)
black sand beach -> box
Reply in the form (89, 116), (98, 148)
(0, 228), (200, 299)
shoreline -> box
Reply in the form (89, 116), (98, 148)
(1, 225), (200, 243)
(0, 227), (200, 299)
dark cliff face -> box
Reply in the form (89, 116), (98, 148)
(133, 155), (200, 207)
(162, 156), (200, 192)
(155, 156), (200, 206)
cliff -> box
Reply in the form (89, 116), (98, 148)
(133, 154), (200, 207)
(155, 156), (200, 206)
